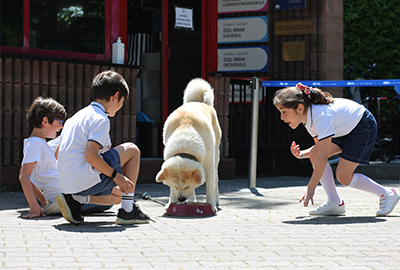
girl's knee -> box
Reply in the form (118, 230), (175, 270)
(335, 170), (352, 186)
(309, 147), (318, 164)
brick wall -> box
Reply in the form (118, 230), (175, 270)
(0, 56), (138, 190)
(209, 76), (230, 158)
(270, 0), (343, 97)
(0, 0), (344, 188)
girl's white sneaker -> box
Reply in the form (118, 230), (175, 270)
(309, 199), (345, 216)
(376, 188), (400, 216)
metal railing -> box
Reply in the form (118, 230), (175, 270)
(228, 78), (313, 178)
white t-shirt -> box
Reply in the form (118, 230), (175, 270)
(305, 98), (366, 140)
(58, 102), (111, 193)
(21, 137), (61, 202)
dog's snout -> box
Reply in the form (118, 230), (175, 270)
(178, 196), (187, 202)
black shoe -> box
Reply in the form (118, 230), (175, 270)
(115, 204), (150, 225)
(56, 193), (84, 224)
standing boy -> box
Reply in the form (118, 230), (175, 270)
(57, 70), (150, 224)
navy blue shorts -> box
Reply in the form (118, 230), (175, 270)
(81, 204), (113, 213)
(75, 148), (122, 196)
(332, 110), (377, 165)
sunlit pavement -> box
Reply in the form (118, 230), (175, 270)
(1, 175), (400, 269)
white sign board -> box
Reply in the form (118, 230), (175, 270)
(218, 46), (269, 72)
(218, 0), (268, 13)
(218, 16), (268, 43)
(175, 7), (193, 30)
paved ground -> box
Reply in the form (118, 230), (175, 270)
(1, 176), (400, 270)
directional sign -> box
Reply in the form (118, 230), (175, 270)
(274, 0), (305, 10)
(218, 46), (269, 72)
(218, 0), (268, 14)
(218, 16), (268, 44)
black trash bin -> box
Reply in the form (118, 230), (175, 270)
(137, 121), (160, 157)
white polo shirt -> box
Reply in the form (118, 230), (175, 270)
(305, 98), (366, 140)
(21, 137), (61, 201)
(58, 102), (112, 193)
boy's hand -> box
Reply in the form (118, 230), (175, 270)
(113, 173), (135, 194)
(290, 141), (301, 158)
(41, 199), (48, 208)
(22, 204), (45, 219)
(299, 186), (315, 207)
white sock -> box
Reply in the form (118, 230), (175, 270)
(348, 173), (390, 196)
(319, 163), (342, 205)
(121, 193), (134, 212)
(71, 195), (90, 204)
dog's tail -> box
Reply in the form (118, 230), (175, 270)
(183, 78), (214, 106)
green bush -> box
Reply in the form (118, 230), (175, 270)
(344, 0), (400, 122)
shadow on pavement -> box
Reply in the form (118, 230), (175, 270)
(16, 213), (63, 220)
(0, 194), (27, 210)
(53, 221), (133, 233)
(220, 193), (294, 209)
(282, 215), (387, 225)
(16, 209), (117, 218)
(161, 213), (216, 219)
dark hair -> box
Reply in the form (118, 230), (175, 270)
(273, 84), (334, 110)
(91, 70), (129, 101)
(27, 97), (67, 130)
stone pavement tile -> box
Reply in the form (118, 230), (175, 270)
(101, 261), (152, 269)
(1, 176), (400, 269)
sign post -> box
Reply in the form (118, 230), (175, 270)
(248, 77), (260, 189)
(234, 77), (270, 194)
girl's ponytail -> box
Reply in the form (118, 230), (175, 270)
(273, 82), (334, 110)
(296, 82), (334, 105)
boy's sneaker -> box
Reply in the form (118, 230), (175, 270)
(43, 200), (61, 215)
(115, 204), (150, 225)
(376, 188), (400, 216)
(309, 199), (345, 216)
(56, 193), (84, 224)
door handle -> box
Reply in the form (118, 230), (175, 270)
(165, 47), (171, 59)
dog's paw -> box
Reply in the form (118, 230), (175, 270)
(207, 202), (218, 213)
(164, 202), (172, 211)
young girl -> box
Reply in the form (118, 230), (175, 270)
(273, 83), (399, 216)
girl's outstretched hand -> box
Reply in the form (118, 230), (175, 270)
(299, 187), (315, 207)
(290, 141), (301, 158)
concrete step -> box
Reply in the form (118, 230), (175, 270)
(332, 159), (400, 180)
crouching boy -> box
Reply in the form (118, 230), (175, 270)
(57, 70), (150, 225)
(19, 97), (67, 218)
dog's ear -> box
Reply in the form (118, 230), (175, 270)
(155, 168), (168, 182)
(191, 170), (203, 185)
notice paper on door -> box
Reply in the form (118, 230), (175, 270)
(175, 7), (194, 30)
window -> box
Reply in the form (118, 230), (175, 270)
(0, 0), (126, 62)
(0, 0), (24, 47)
(30, 0), (105, 54)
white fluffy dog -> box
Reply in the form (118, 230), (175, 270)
(155, 78), (221, 212)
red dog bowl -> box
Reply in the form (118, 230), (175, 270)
(166, 202), (216, 216)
